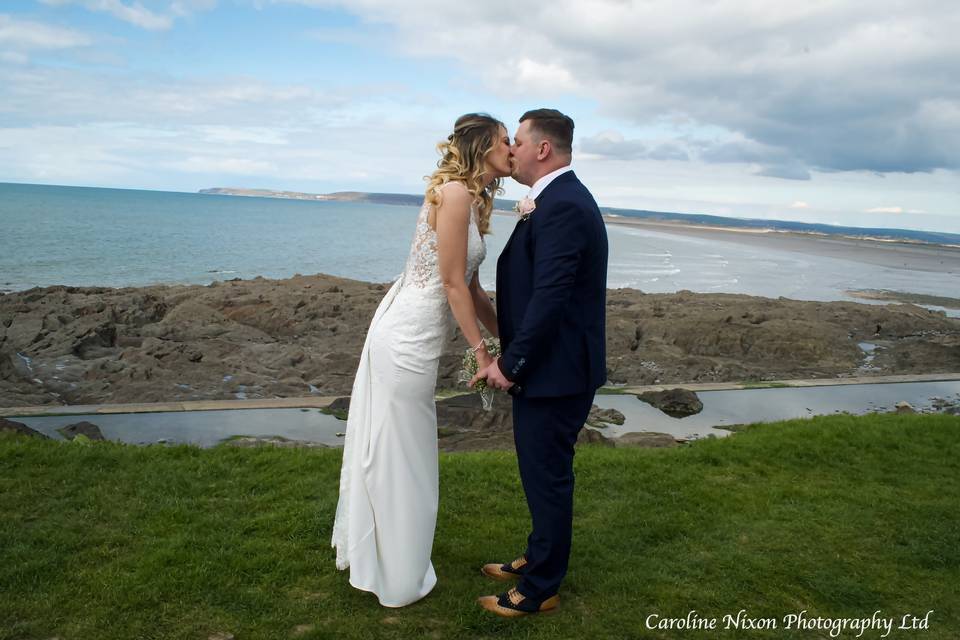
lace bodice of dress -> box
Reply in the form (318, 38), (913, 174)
(401, 184), (486, 292)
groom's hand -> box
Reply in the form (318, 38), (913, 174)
(470, 358), (514, 391)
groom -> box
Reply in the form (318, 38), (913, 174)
(471, 108), (608, 617)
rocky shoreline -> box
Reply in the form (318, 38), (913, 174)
(2, 273), (959, 411)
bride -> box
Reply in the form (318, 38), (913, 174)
(331, 113), (513, 607)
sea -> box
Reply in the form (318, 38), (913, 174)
(1, 182), (957, 315)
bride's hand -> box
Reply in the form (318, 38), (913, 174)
(476, 348), (494, 371)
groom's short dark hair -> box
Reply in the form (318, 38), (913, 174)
(520, 108), (574, 156)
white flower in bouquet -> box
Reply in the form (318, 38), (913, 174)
(457, 337), (501, 411)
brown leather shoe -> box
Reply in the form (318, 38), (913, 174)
(477, 587), (560, 618)
(480, 555), (527, 581)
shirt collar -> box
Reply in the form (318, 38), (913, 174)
(527, 165), (572, 201)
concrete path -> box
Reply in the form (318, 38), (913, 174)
(2, 372), (959, 418)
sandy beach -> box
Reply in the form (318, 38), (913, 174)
(600, 215), (960, 274)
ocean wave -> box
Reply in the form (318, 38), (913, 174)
(631, 268), (682, 276)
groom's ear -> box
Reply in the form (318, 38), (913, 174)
(537, 139), (551, 161)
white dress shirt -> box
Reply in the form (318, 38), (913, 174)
(527, 165), (573, 201)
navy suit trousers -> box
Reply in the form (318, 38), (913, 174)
(511, 389), (595, 601)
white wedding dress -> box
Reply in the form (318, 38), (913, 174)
(331, 182), (486, 607)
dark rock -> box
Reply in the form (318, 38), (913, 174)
(587, 404), (625, 426)
(4, 273), (960, 411)
(326, 397), (351, 412)
(435, 393), (515, 452)
(3, 351), (33, 379)
(322, 396), (350, 420)
(436, 393), (513, 433)
(615, 431), (679, 448)
(931, 397), (960, 415)
(3, 315), (45, 349)
(72, 324), (118, 360)
(577, 427), (614, 447)
(0, 417), (50, 439)
(435, 394), (629, 452)
(637, 388), (703, 418)
(57, 421), (105, 441)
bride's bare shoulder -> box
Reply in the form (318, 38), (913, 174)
(434, 180), (470, 198)
(434, 181), (472, 210)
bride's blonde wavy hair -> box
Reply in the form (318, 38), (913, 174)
(424, 113), (505, 235)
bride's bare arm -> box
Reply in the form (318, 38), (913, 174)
(434, 184), (494, 368)
(469, 272), (498, 338)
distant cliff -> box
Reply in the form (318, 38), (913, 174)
(199, 187), (343, 201)
(199, 187), (960, 246)
(199, 187), (517, 210)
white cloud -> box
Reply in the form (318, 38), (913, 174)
(0, 112), (449, 194)
(99, 0), (172, 29)
(579, 130), (690, 162)
(866, 206), (903, 214)
(508, 58), (579, 95)
(40, 0), (217, 30)
(0, 51), (30, 64)
(0, 125), (143, 184)
(789, 201), (809, 209)
(0, 66), (346, 127)
(171, 0), (217, 17)
(755, 163), (812, 181)
(0, 14), (93, 49)
(194, 126), (290, 145)
(2, 0), (958, 233)
(0, 56), (461, 192)
(172, 156), (278, 175)
(579, 130), (646, 160)
(306, 26), (384, 47)
(281, 0), (960, 177)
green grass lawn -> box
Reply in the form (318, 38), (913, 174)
(1, 413), (958, 639)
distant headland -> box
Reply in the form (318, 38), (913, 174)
(199, 187), (960, 247)
(198, 187), (427, 207)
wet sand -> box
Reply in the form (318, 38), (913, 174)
(600, 216), (960, 274)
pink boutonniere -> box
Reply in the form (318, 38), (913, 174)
(513, 196), (536, 221)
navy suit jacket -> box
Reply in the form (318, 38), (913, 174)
(496, 171), (608, 397)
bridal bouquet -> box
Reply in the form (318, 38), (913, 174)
(458, 337), (501, 411)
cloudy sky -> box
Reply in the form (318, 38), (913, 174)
(1, 0), (958, 232)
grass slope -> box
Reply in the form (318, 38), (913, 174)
(1, 413), (958, 639)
